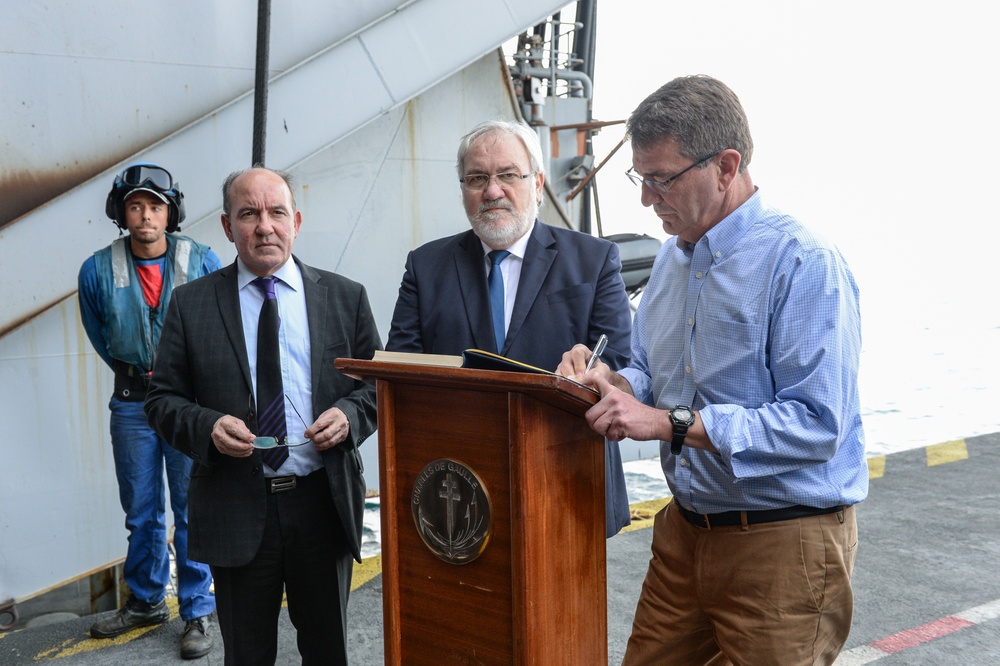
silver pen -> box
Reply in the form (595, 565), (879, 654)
(585, 334), (608, 372)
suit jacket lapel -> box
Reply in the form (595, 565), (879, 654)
(296, 257), (328, 399)
(216, 261), (254, 393)
(505, 221), (555, 351)
(455, 232), (497, 352)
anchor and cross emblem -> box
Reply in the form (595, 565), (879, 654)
(411, 459), (492, 564)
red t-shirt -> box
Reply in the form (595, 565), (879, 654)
(135, 260), (164, 307)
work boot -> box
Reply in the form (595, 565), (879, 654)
(180, 615), (214, 659)
(90, 595), (170, 638)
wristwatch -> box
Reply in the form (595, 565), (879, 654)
(669, 405), (695, 455)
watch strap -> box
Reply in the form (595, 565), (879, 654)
(669, 406), (693, 455)
(670, 426), (687, 455)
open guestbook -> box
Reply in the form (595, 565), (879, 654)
(372, 349), (554, 375)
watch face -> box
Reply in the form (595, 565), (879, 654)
(673, 407), (693, 424)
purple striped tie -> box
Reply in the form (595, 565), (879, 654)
(253, 276), (289, 471)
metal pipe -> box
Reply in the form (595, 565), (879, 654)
(574, 0), (596, 81)
(516, 65), (592, 99)
(252, 0), (271, 166)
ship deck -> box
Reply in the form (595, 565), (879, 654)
(2, 432), (997, 665)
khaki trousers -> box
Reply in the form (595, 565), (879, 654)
(622, 500), (858, 666)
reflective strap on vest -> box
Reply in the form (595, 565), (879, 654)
(173, 238), (192, 286)
(110, 236), (194, 287)
(111, 238), (130, 288)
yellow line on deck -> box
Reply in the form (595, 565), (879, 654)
(926, 439), (969, 466)
(353, 555), (383, 589)
(36, 598), (182, 659)
(867, 455), (886, 479)
(620, 498), (671, 533)
(867, 437), (971, 478)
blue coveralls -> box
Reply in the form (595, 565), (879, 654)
(78, 234), (221, 621)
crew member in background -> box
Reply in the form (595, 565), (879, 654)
(559, 75), (867, 665)
(386, 119), (634, 536)
(78, 163), (220, 659)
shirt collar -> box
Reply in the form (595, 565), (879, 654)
(479, 220), (535, 261)
(697, 188), (764, 262)
(236, 257), (304, 293)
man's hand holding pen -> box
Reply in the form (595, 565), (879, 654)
(557, 337), (639, 441)
(557, 337), (619, 389)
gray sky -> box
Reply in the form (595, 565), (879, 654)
(588, 0), (997, 322)
(582, 1), (1000, 447)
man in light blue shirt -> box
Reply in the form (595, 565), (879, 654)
(559, 75), (866, 665)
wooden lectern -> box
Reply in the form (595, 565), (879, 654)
(336, 359), (608, 665)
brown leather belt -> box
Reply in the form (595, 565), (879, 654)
(676, 502), (843, 529)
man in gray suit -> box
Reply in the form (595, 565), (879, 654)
(146, 166), (380, 665)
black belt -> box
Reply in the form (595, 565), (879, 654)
(676, 502), (843, 529)
(112, 361), (152, 401)
(265, 469), (325, 495)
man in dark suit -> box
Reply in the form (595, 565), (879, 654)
(386, 119), (633, 535)
(146, 166), (380, 665)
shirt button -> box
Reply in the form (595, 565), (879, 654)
(680, 458), (688, 467)
(688, 317), (694, 326)
(685, 365), (692, 373)
(695, 271), (704, 279)
(715, 251), (721, 258)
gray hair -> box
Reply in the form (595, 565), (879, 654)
(626, 75), (753, 172)
(221, 164), (297, 215)
(456, 119), (547, 179)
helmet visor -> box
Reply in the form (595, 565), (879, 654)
(120, 164), (174, 191)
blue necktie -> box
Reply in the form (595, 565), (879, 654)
(252, 276), (289, 471)
(488, 250), (511, 352)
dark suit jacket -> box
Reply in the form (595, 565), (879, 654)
(387, 221), (631, 370)
(386, 221), (633, 535)
(145, 256), (380, 567)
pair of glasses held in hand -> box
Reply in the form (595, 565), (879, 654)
(247, 394), (312, 450)
(253, 436), (309, 450)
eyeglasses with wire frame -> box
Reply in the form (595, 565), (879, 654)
(249, 394), (313, 450)
(625, 152), (720, 195)
(459, 172), (534, 191)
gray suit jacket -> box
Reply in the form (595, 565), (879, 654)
(145, 256), (380, 566)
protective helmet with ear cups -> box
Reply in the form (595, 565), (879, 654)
(105, 163), (186, 232)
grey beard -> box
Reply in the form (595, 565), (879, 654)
(470, 198), (536, 248)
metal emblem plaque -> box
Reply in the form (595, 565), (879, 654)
(411, 458), (492, 564)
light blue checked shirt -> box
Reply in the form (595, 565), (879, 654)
(620, 190), (868, 513)
(237, 258), (323, 478)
